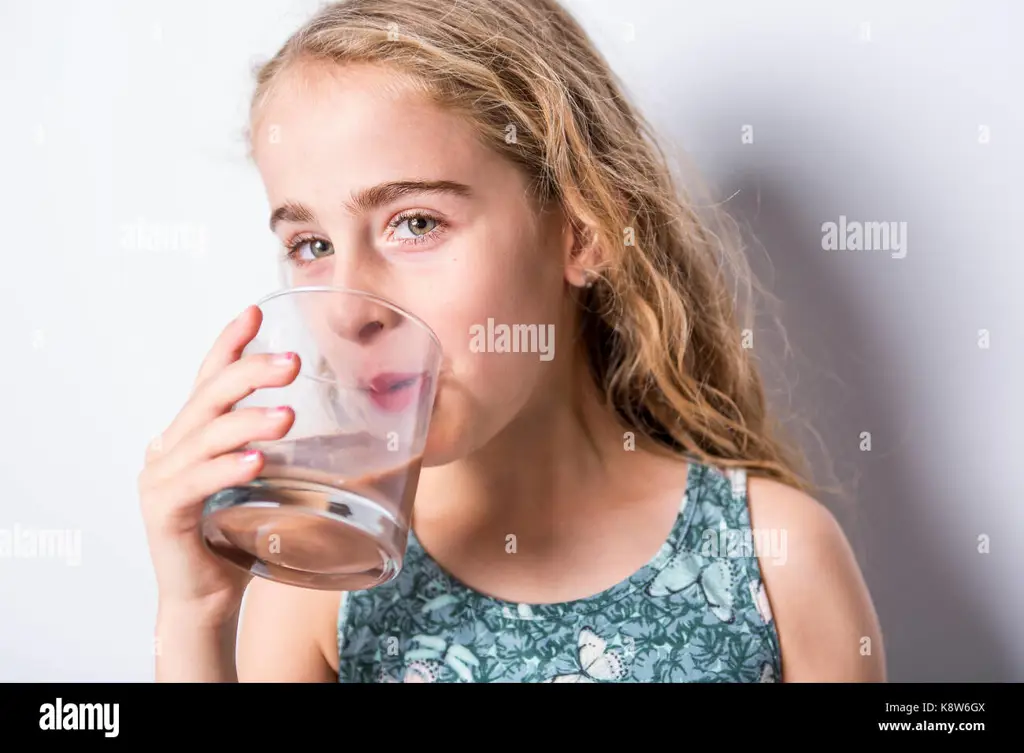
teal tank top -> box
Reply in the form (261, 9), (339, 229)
(336, 457), (782, 682)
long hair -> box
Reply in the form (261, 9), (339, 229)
(246, 0), (822, 494)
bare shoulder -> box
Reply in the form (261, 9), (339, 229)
(746, 475), (886, 682)
(236, 576), (342, 682)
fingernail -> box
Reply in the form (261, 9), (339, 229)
(273, 352), (296, 366)
(234, 306), (251, 324)
(240, 450), (261, 464)
(268, 406), (291, 418)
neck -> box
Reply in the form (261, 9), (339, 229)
(413, 346), (675, 539)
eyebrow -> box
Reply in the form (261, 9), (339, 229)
(269, 179), (474, 232)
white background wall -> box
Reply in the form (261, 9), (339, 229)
(0, 0), (1019, 681)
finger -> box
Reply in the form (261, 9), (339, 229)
(191, 305), (263, 396)
(143, 405), (295, 488)
(141, 450), (267, 532)
(155, 351), (300, 457)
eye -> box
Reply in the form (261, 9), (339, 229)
(401, 216), (436, 237)
(388, 211), (447, 245)
(281, 236), (333, 267)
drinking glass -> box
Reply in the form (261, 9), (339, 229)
(200, 286), (442, 591)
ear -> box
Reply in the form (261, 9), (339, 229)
(562, 218), (603, 289)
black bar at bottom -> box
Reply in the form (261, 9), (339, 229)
(5, 681), (1009, 744)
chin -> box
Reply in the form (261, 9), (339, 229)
(418, 392), (482, 467)
(420, 415), (471, 467)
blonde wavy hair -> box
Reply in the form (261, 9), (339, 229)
(245, 0), (826, 495)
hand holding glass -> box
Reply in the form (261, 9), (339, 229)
(200, 287), (442, 591)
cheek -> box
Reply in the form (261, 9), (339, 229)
(428, 250), (564, 350)
(421, 347), (553, 466)
(407, 218), (568, 462)
(418, 302), (564, 465)
(445, 208), (563, 309)
(415, 295), (565, 465)
(423, 264), (564, 396)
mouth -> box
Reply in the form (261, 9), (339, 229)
(359, 372), (429, 413)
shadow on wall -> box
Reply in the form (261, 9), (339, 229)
(722, 172), (1008, 682)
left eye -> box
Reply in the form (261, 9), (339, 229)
(394, 215), (438, 239)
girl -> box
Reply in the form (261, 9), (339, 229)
(139, 0), (885, 682)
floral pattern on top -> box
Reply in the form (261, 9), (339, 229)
(338, 457), (782, 683)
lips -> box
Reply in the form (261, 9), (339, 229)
(359, 372), (428, 412)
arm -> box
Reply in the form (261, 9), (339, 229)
(236, 576), (341, 682)
(155, 602), (243, 682)
(748, 476), (886, 682)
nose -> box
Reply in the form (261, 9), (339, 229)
(318, 240), (402, 343)
(324, 292), (405, 345)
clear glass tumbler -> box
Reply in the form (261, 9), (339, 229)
(200, 286), (442, 591)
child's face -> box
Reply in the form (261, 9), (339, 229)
(252, 61), (577, 466)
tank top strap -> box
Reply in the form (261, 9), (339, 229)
(667, 458), (782, 680)
(676, 460), (756, 555)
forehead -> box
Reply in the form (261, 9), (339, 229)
(251, 61), (493, 195)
